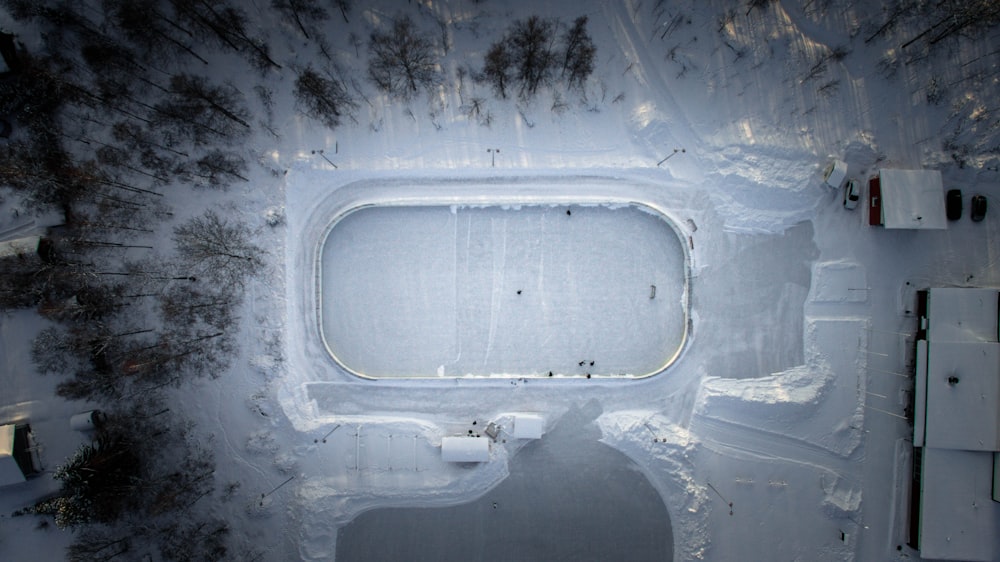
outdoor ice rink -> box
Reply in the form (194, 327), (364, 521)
(320, 203), (688, 378)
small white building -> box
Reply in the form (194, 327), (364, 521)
(441, 436), (490, 463)
(911, 288), (1000, 560)
(871, 169), (947, 229)
(0, 424), (39, 487)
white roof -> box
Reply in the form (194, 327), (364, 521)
(441, 436), (489, 462)
(919, 448), (998, 561)
(0, 424), (26, 486)
(823, 159), (847, 189)
(927, 288), (999, 342)
(923, 341), (1000, 451)
(920, 289), (1000, 451)
(916, 288), (1000, 560)
(879, 169), (946, 229)
(511, 415), (544, 440)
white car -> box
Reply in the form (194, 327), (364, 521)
(843, 179), (860, 210)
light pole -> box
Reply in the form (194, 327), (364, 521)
(657, 148), (686, 166)
(487, 148), (500, 167)
(312, 149), (337, 169)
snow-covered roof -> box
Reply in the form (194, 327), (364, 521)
(0, 424), (26, 487)
(918, 448), (999, 561)
(823, 159), (847, 189)
(441, 436), (489, 462)
(878, 169), (946, 229)
(926, 288), (999, 342)
(511, 415), (544, 440)
(923, 341), (1000, 450)
(0, 236), (40, 259)
(922, 289), (1000, 451)
(914, 288), (1000, 561)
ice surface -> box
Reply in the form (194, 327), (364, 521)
(320, 204), (686, 378)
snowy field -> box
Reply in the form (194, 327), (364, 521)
(2, 0), (1000, 560)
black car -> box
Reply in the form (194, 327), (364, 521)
(971, 194), (987, 222)
(946, 189), (962, 221)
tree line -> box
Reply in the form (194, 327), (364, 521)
(0, 0), (597, 558)
(1, 0), (268, 558)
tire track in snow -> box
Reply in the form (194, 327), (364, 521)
(483, 216), (507, 367)
(216, 280), (272, 484)
(694, 415), (857, 480)
(603, 1), (706, 165)
(447, 211), (464, 370)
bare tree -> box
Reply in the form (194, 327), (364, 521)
(102, 0), (210, 65)
(38, 283), (138, 322)
(560, 16), (596, 90)
(66, 529), (131, 562)
(0, 240), (90, 312)
(508, 16), (556, 99)
(294, 66), (356, 129)
(169, 0), (282, 71)
(367, 16), (440, 99)
(482, 41), (513, 99)
(153, 74), (251, 145)
(481, 16), (557, 101)
(31, 326), (83, 375)
(332, 0), (352, 23)
(745, 0), (775, 16)
(160, 283), (235, 328)
(173, 209), (263, 290)
(176, 149), (249, 189)
(271, 0), (328, 39)
(156, 519), (229, 560)
(461, 96), (492, 126)
(903, 0), (1000, 48)
(119, 325), (235, 385)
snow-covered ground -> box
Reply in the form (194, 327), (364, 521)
(3, 0), (1000, 560)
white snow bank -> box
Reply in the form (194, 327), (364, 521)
(697, 363), (833, 411)
(695, 311), (869, 458)
(595, 410), (708, 561)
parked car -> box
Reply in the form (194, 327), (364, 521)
(843, 179), (860, 210)
(971, 194), (987, 222)
(946, 189), (962, 221)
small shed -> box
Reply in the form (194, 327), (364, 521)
(441, 436), (489, 463)
(0, 424), (38, 487)
(823, 159), (848, 189)
(0, 235), (41, 259)
(510, 415), (544, 440)
(876, 169), (947, 229)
